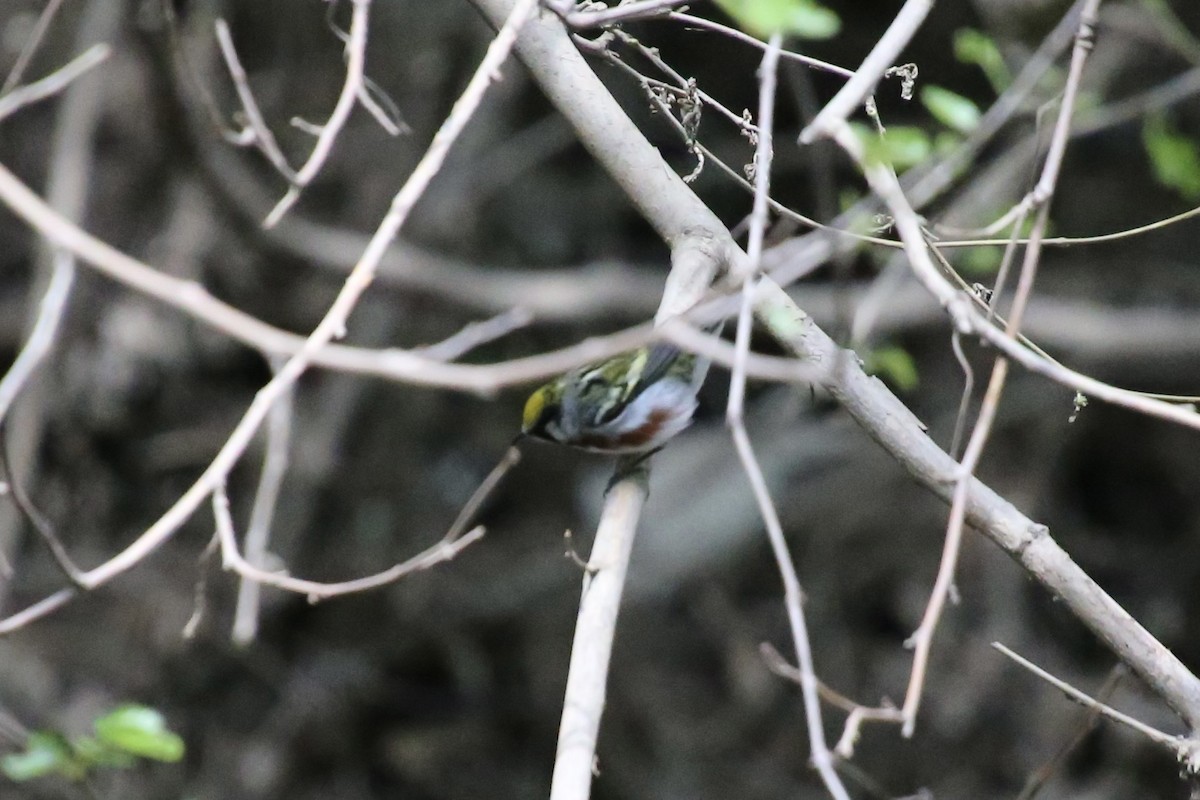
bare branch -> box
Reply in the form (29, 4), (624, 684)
(413, 307), (534, 361)
(0, 423), (83, 584)
(800, 0), (932, 144)
(231, 359), (294, 645)
(213, 488), (485, 601)
(548, 473), (646, 800)
(0, 0), (67, 94)
(565, 0), (688, 28)
(668, 12), (854, 78)
(0, 256), (74, 430)
(725, 34), (848, 800)
(215, 446), (516, 601)
(0, 588), (76, 635)
(0, 43), (111, 123)
(469, 0), (1200, 735)
(214, 19), (296, 180)
(264, 0), (372, 228)
(992, 643), (1189, 754)
(1016, 667), (1125, 800)
(827, 127), (1200, 434)
(0, 0), (543, 632)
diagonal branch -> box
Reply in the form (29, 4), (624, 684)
(0, 0), (543, 633)
(889, 0), (1103, 736)
(263, 0), (372, 227)
(470, 0), (1200, 738)
(799, 0), (932, 144)
(725, 32), (848, 800)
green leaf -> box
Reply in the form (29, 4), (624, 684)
(960, 246), (1001, 276)
(866, 346), (919, 392)
(850, 123), (931, 171)
(73, 736), (135, 769)
(953, 28), (1011, 94)
(94, 705), (185, 763)
(1, 733), (76, 782)
(932, 130), (962, 158)
(920, 85), (981, 134)
(837, 189), (862, 213)
(1142, 114), (1200, 200)
(712, 0), (840, 39)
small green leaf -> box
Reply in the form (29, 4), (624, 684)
(837, 189), (862, 213)
(878, 126), (932, 170)
(920, 85), (981, 134)
(953, 28), (1011, 94)
(1, 733), (76, 782)
(782, 0), (839, 38)
(866, 345), (919, 392)
(960, 246), (1001, 276)
(1142, 114), (1200, 200)
(713, 0), (840, 40)
(94, 706), (185, 763)
(73, 736), (135, 769)
(932, 130), (962, 158)
(851, 123), (931, 171)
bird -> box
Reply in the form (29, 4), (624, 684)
(519, 343), (708, 454)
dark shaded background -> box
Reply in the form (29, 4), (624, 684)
(1, 0), (1199, 797)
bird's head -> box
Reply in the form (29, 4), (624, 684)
(521, 379), (567, 442)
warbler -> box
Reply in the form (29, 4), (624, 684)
(520, 344), (708, 454)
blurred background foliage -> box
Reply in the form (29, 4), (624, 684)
(1, 0), (1200, 797)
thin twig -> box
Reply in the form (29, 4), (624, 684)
(826, 130), (1200, 436)
(471, 0), (1200, 738)
(0, 163), (829, 393)
(444, 445), (520, 543)
(898, 213), (1031, 737)
(0, 0), (68, 95)
(598, 47), (859, 247)
(0, 588), (76, 635)
(800, 0), (933, 144)
(611, 27), (759, 134)
(1016, 667), (1124, 800)
(182, 534), (220, 639)
(216, 447), (517, 601)
(414, 307), (534, 361)
(566, 0), (688, 28)
(0, 0), (543, 632)
(0, 256), (74, 430)
(761, 642), (903, 760)
(0, 43), (111, 124)
(214, 494), (484, 602)
(946, 333), (974, 461)
(726, 34), (849, 800)
(893, 0), (1104, 737)
(0, 423), (83, 584)
(214, 19), (297, 180)
(992, 643), (1185, 751)
(356, 77), (408, 135)
(75, 0), (540, 589)
(264, 0), (372, 227)
(0, 1), (117, 589)
(231, 358), (294, 645)
(668, 12), (853, 78)
(903, 0), (1085, 213)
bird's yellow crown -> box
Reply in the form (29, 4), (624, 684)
(522, 386), (550, 432)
